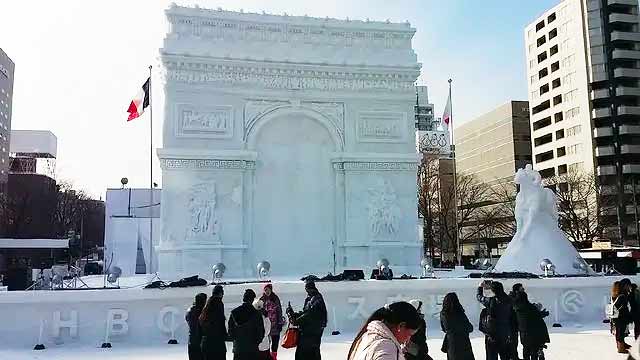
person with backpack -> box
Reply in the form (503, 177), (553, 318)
(440, 292), (475, 360)
(621, 278), (640, 339)
(404, 299), (432, 360)
(477, 280), (516, 360)
(199, 285), (228, 360)
(611, 281), (633, 354)
(513, 291), (550, 360)
(260, 283), (285, 359)
(286, 280), (328, 360)
(348, 301), (423, 360)
(186, 293), (207, 360)
(228, 289), (265, 360)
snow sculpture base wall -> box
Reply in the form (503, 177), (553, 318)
(0, 276), (631, 349)
(157, 6), (422, 279)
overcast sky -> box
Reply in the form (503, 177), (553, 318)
(1, 0), (558, 198)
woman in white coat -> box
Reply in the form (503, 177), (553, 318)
(348, 301), (423, 360)
(253, 299), (272, 360)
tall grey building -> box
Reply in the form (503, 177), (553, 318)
(526, 0), (640, 243)
(415, 86), (435, 131)
(0, 48), (14, 195)
(456, 101), (532, 184)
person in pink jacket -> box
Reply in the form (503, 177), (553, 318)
(347, 301), (423, 360)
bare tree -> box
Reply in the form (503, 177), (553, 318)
(544, 170), (614, 245)
(486, 180), (518, 239)
(438, 171), (494, 259)
(53, 181), (90, 238)
(417, 156), (441, 260)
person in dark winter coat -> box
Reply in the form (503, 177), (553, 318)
(621, 278), (640, 339)
(186, 293), (207, 360)
(199, 285), (228, 360)
(260, 283), (284, 359)
(228, 289), (265, 360)
(404, 299), (431, 360)
(508, 284), (524, 360)
(477, 280), (516, 360)
(440, 292), (475, 360)
(612, 281), (633, 354)
(513, 291), (550, 360)
(287, 280), (328, 360)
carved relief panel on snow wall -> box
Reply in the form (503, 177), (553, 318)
(186, 182), (220, 244)
(175, 104), (233, 139)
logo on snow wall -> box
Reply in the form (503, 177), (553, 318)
(561, 290), (585, 315)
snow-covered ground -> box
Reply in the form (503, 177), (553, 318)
(1, 324), (631, 360)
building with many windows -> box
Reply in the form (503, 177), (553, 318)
(526, 0), (640, 243)
(456, 101), (532, 184)
(0, 48), (14, 195)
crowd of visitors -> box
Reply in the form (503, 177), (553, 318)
(183, 279), (561, 360)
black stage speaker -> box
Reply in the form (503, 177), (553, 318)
(342, 269), (365, 281)
(6, 268), (30, 290)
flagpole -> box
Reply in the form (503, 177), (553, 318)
(448, 78), (461, 266)
(148, 65), (154, 274)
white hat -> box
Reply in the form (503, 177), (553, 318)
(253, 299), (264, 310)
(408, 299), (422, 311)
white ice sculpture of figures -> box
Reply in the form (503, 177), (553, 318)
(493, 165), (594, 276)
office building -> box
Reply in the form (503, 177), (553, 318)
(0, 49), (14, 195)
(526, 0), (640, 242)
(456, 101), (532, 184)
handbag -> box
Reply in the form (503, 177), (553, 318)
(281, 325), (299, 349)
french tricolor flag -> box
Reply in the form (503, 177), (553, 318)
(126, 77), (150, 121)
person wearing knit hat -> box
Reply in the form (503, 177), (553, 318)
(243, 289), (257, 303)
(287, 281), (328, 360)
(212, 284), (224, 298)
(229, 288), (265, 359)
(260, 283), (284, 359)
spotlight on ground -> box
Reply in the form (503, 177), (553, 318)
(257, 261), (271, 280)
(212, 263), (226, 283)
(107, 266), (122, 287)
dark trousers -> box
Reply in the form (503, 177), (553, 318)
(233, 352), (260, 360)
(511, 332), (520, 359)
(634, 319), (640, 339)
(258, 350), (272, 360)
(614, 320), (628, 342)
(295, 345), (321, 360)
(201, 350), (226, 360)
(271, 334), (280, 352)
(188, 345), (203, 360)
(523, 346), (543, 360)
(485, 337), (512, 360)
